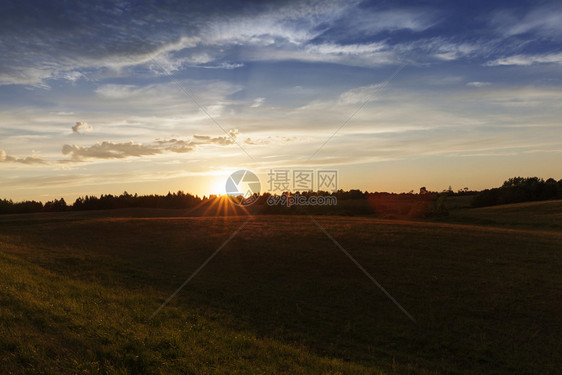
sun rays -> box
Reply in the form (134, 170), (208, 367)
(183, 194), (252, 217)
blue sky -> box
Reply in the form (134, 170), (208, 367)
(1, 0), (561, 200)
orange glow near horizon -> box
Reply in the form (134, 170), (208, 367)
(209, 178), (227, 196)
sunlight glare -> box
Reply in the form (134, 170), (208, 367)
(210, 178), (226, 196)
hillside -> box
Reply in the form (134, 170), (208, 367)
(447, 199), (562, 229)
(0, 211), (560, 373)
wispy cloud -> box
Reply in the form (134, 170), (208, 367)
(338, 84), (385, 105)
(466, 81), (491, 87)
(2, 1), (559, 90)
(343, 8), (438, 35)
(491, 4), (562, 38)
(486, 53), (562, 66)
(0, 1), (444, 87)
(414, 38), (483, 61)
(250, 97), (265, 108)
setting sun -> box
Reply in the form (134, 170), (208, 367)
(209, 178), (226, 196)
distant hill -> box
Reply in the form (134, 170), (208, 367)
(449, 200), (562, 229)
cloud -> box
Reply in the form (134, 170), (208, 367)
(486, 53), (562, 66)
(336, 8), (438, 37)
(0, 67), (53, 88)
(0, 2), (342, 87)
(61, 129), (241, 162)
(61, 141), (162, 161)
(422, 39), (481, 61)
(250, 97), (265, 108)
(466, 81), (491, 87)
(95, 84), (140, 99)
(377, 37), (492, 65)
(241, 41), (398, 67)
(72, 121), (93, 134)
(62, 71), (83, 82)
(156, 139), (196, 153)
(202, 2), (352, 47)
(4, 0), (560, 91)
(307, 42), (387, 55)
(0, 1), (443, 87)
(196, 62), (245, 69)
(0, 149), (47, 164)
(491, 5), (562, 38)
(173, 5), (436, 69)
(94, 80), (243, 112)
(192, 129), (238, 145)
(244, 138), (270, 145)
(243, 136), (296, 145)
(338, 84), (385, 105)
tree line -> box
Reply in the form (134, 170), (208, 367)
(0, 191), (202, 214)
(1, 177), (561, 215)
(0, 189), (443, 216)
(471, 177), (562, 207)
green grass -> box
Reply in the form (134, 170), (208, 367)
(0, 207), (560, 374)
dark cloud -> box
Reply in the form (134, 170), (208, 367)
(72, 121), (92, 134)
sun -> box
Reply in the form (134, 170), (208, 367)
(209, 178), (226, 196)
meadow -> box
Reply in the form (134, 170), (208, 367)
(0, 201), (560, 374)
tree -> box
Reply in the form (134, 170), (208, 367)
(44, 198), (67, 212)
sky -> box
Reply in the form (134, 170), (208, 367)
(1, 0), (561, 202)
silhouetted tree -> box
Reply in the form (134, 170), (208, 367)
(44, 198), (67, 212)
(472, 176), (562, 207)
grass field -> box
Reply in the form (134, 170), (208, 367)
(448, 200), (562, 229)
(0, 201), (561, 374)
